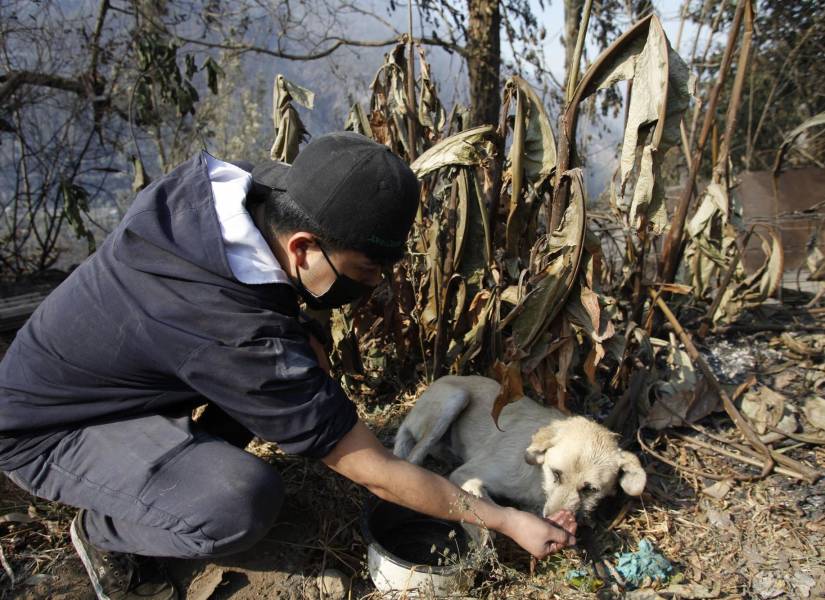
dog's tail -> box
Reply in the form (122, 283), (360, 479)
(392, 424), (417, 460)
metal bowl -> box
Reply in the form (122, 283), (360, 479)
(361, 496), (476, 597)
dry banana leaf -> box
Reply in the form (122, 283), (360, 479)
(642, 340), (719, 430)
(409, 125), (495, 177)
(507, 169), (587, 352)
(270, 74), (314, 163)
(505, 76), (557, 189)
(416, 44), (446, 138)
(684, 182), (735, 298)
(368, 43), (414, 157)
(773, 111), (825, 177)
(565, 282), (617, 383)
(491, 360), (524, 427)
(344, 102), (373, 138)
(503, 75), (557, 256)
(585, 16), (691, 233)
(714, 228), (783, 322)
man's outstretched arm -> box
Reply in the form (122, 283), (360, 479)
(321, 419), (577, 559)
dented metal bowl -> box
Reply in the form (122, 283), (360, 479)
(361, 496), (476, 597)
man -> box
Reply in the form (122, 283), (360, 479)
(0, 132), (576, 599)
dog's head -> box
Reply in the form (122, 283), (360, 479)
(524, 416), (646, 518)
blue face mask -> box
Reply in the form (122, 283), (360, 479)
(293, 242), (376, 310)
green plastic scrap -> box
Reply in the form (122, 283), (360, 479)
(565, 568), (603, 592)
(614, 539), (673, 588)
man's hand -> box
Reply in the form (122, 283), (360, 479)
(499, 507), (577, 559)
(545, 509), (578, 554)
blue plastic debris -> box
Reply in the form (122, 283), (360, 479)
(566, 569), (590, 580)
(614, 539), (673, 588)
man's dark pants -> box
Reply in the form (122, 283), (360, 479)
(3, 407), (284, 558)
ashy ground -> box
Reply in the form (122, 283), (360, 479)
(0, 328), (824, 600)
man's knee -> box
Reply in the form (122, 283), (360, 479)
(195, 458), (285, 557)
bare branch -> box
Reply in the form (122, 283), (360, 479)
(89, 0), (111, 80)
(110, 2), (464, 61)
(0, 71), (87, 106)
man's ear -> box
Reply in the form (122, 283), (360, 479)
(524, 424), (558, 465)
(617, 450), (646, 496)
(287, 232), (317, 270)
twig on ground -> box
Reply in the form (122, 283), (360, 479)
(0, 543), (14, 588)
(637, 429), (731, 481)
(319, 518), (328, 600)
(766, 426), (825, 445)
(725, 438), (822, 482)
(731, 375), (757, 403)
(607, 500), (634, 531)
(650, 291), (775, 473)
(713, 324), (825, 334)
(673, 433), (808, 481)
(600, 557), (625, 587)
(685, 420), (823, 481)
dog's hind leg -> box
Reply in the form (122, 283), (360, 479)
(448, 463), (496, 549)
(392, 425), (417, 460)
(404, 386), (469, 466)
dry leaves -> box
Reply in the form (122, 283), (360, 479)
(269, 74), (314, 163)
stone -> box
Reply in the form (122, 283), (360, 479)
(702, 479), (733, 500)
(791, 571), (816, 598)
(315, 568), (349, 600)
(803, 396), (825, 431)
(704, 505), (734, 530)
(752, 572), (786, 599)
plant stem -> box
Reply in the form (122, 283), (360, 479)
(565, 0), (593, 104)
(406, 1), (417, 161)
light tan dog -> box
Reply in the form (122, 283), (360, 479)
(393, 375), (646, 521)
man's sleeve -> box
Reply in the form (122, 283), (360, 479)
(177, 325), (357, 458)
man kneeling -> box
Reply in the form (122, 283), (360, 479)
(0, 133), (576, 600)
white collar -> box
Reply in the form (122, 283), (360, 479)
(205, 153), (292, 286)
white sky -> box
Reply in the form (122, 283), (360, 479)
(520, 0), (700, 78)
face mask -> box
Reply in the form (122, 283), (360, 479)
(294, 242), (376, 309)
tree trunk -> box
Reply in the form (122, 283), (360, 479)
(467, 0), (501, 126)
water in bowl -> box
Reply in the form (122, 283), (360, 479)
(376, 517), (465, 566)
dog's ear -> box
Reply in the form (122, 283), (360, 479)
(617, 450), (646, 496)
(524, 425), (557, 465)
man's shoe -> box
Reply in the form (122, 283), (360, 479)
(70, 510), (178, 600)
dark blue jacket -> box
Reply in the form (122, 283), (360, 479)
(0, 152), (357, 470)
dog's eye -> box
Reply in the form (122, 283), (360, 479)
(551, 469), (562, 483)
(581, 483), (596, 494)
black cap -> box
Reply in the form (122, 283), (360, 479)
(251, 132), (420, 262)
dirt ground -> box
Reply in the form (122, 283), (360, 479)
(1, 326), (824, 599)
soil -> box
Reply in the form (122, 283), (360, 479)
(1, 324), (824, 599)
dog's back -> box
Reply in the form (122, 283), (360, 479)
(393, 375), (558, 464)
